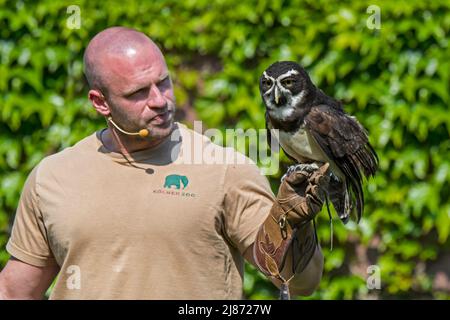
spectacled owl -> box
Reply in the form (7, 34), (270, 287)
(260, 61), (378, 223)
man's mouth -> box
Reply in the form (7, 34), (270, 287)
(149, 110), (172, 124)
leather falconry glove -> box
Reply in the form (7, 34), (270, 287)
(253, 162), (330, 299)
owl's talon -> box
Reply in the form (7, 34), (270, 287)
(329, 171), (340, 182)
(281, 163), (321, 182)
(301, 163), (320, 172)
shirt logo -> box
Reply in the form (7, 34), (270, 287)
(153, 174), (196, 198)
(163, 174), (189, 190)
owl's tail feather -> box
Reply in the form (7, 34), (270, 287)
(328, 176), (352, 224)
(325, 197), (334, 251)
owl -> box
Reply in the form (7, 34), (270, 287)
(260, 61), (378, 223)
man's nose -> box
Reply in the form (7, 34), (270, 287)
(147, 84), (166, 108)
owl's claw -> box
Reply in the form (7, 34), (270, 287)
(281, 163), (320, 182)
(329, 171), (340, 182)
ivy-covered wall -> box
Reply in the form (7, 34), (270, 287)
(1, 0), (449, 299)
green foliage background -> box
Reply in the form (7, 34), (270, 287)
(1, 0), (449, 299)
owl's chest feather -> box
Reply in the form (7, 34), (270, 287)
(274, 126), (326, 162)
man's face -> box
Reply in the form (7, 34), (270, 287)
(101, 45), (176, 141)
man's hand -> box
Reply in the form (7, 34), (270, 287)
(252, 162), (329, 297)
(277, 162), (330, 227)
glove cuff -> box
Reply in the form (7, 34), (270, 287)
(253, 203), (318, 281)
(290, 222), (318, 274)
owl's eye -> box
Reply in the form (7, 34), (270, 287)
(262, 79), (273, 88)
(282, 79), (294, 88)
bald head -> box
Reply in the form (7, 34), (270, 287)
(83, 27), (163, 93)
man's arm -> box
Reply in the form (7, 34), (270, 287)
(248, 163), (330, 298)
(244, 235), (323, 297)
(0, 257), (59, 300)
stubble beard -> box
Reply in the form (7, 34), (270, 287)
(108, 100), (176, 142)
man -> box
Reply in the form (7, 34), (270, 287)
(0, 27), (327, 299)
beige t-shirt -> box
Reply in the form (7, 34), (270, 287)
(6, 123), (275, 299)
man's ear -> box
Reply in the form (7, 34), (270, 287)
(88, 89), (110, 116)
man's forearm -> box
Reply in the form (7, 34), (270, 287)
(0, 272), (38, 300)
(253, 163), (329, 298)
(0, 258), (59, 300)
(271, 223), (324, 296)
(280, 225), (323, 295)
(290, 245), (323, 295)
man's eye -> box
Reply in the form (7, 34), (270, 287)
(157, 77), (170, 89)
(129, 88), (147, 97)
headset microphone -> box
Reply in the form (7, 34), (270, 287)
(107, 116), (149, 138)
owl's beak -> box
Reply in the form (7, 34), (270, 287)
(274, 86), (280, 104)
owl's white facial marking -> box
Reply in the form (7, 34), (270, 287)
(278, 69), (299, 81)
(271, 105), (296, 120)
(274, 69), (300, 102)
(262, 71), (276, 96)
(291, 89), (306, 106)
(266, 96), (296, 120)
(263, 69), (301, 121)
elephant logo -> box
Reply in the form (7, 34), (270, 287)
(163, 174), (189, 190)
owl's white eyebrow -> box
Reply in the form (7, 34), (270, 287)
(262, 71), (276, 95)
(263, 71), (275, 81)
(278, 69), (299, 80)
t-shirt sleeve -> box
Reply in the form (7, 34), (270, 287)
(222, 159), (275, 255)
(6, 165), (57, 267)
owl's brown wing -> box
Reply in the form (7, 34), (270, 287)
(305, 105), (378, 222)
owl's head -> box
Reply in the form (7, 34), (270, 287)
(259, 61), (313, 121)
